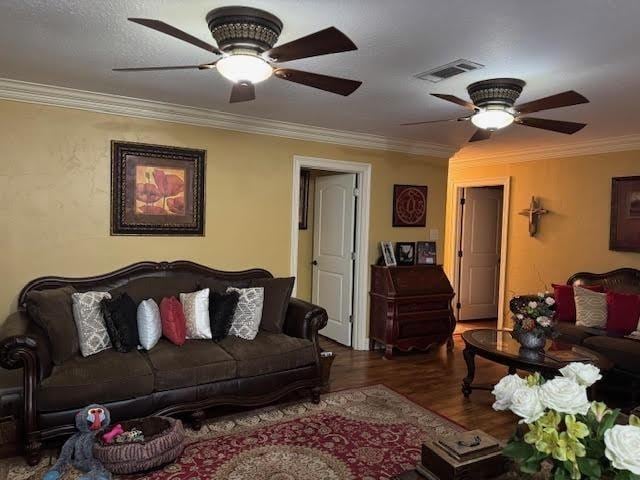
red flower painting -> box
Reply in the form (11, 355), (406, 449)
(135, 167), (186, 216)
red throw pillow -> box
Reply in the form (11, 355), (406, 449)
(552, 284), (605, 322)
(160, 297), (187, 346)
(606, 291), (640, 335)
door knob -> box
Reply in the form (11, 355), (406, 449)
(312, 260), (318, 266)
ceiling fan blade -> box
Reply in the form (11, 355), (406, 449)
(469, 129), (492, 142)
(274, 69), (362, 96)
(230, 81), (256, 103)
(516, 117), (586, 134)
(431, 93), (476, 110)
(515, 90), (589, 115)
(401, 116), (470, 126)
(265, 27), (357, 63)
(128, 18), (221, 55)
(113, 64), (214, 72)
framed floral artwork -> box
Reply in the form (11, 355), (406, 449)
(393, 184), (428, 227)
(111, 141), (206, 236)
(610, 176), (640, 252)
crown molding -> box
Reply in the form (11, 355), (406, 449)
(0, 78), (455, 158)
(450, 134), (640, 168)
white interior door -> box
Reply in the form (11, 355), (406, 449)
(312, 173), (356, 346)
(459, 187), (503, 321)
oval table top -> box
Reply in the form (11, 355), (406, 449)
(461, 328), (614, 373)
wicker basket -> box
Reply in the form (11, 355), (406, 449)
(93, 416), (185, 474)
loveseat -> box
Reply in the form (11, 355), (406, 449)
(512, 268), (640, 402)
(0, 261), (328, 464)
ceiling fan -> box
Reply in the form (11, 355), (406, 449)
(114, 6), (362, 103)
(403, 78), (589, 142)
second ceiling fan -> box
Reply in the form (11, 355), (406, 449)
(403, 78), (589, 142)
(114, 6), (362, 103)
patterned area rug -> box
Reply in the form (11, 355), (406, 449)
(4, 385), (464, 480)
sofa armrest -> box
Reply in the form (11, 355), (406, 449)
(284, 298), (328, 347)
(0, 310), (50, 463)
(0, 311), (52, 381)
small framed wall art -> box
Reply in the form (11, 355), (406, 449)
(393, 184), (428, 227)
(610, 176), (640, 252)
(111, 141), (206, 236)
(380, 241), (397, 266)
(417, 241), (437, 265)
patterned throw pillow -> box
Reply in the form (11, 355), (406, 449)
(137, 299), (162, 350)
(574, 286), (608, 328)
(180, 288), (211, 339)
(227, 287), (264, 340)
(72, 291), (112, 357)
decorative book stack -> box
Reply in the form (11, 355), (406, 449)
(417, 430), (506, 480)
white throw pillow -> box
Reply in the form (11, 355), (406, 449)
(227, 287), (264, 340)
(574, 286), (607, 328)
(72, 291), (112, 357)
(137, 299), (162, 350)
(180, 288), (211, 339)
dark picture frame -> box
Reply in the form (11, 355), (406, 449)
(111, 141), (206, 236)
(299, 170), (310, 230)
(610, 176), (640, 252)
(395, 242), (416, 266)
(416, 241), (437, 265)
(393, 184), (428, 227)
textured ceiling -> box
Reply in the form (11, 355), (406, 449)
(2, 0), (640, 158)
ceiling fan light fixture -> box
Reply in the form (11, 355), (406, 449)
(471, 108), (514, 131)
(216, 53), (273, 83)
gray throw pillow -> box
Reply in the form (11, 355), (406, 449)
(72, 291), (112, 357)
(137, 299), (162, 350)
(227, 287), (264, 340)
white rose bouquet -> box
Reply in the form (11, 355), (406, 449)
(493, 363), (640, 480)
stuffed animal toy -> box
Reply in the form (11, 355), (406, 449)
(43, 404), (112, 480)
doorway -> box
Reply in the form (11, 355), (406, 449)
(290, 156), (371, 350)
(448, 178), (510, 330)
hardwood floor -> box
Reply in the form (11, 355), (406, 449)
(454, 318), (497, 334)
(320, 334), (516, 440)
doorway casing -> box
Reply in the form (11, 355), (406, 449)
(290, 155), (372, 351)
(446, 177), (511, 329)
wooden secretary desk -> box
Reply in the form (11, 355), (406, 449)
(369, 265), (456, 359)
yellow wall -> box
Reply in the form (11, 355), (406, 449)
(0, 99), (448, 321)
(296, 175), (315, 302)
(445, 150), (640, 325)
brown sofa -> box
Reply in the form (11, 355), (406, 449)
(0, 261), (328, 465)
(513, 268), (640, 401)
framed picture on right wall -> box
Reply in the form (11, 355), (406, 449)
(610, 176), (640, 252)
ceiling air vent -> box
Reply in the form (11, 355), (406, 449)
(415, 59), (484, 83)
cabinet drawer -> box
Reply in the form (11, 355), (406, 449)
(397, 316), (451, 339)
(396, 299), (451, 315)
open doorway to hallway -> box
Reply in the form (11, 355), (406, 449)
(290, 156), (372, 350)
(448, 178), (510, 333)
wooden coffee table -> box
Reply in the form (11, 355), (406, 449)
(461, 329), (613, 397)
